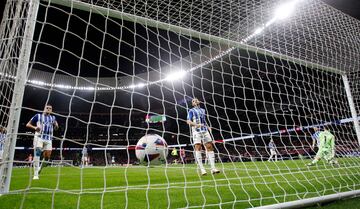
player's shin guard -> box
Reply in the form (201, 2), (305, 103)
(206, 151), (216, 169)
(195, 151), (205, 170)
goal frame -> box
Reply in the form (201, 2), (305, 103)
(0, 0), (359, 208)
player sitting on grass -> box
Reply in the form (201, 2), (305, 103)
(307, 125), (339, 166)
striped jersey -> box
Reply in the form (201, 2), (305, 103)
(312, 131), (321, 147)
(268, 141), (276, 150)
(187, 107), (208, 133)
(30, 113), (57, 140)
(0, 132), (5, 151)
(82, 147), (88, 156)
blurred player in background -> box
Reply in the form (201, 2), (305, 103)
(171, 147), (178, 164)
(180, 148), (186, 164)
(81, 146), (88, 167)
(187, 98), (220, 176)
(111, 155), (116, 166)
(268, 138), (278, 162)
(0, 126), (6, 162)
(26, 104), (59, 180)
(307, 126), (338, 166)
(25, 153), (33, 167)
(311, 127), (321, 150)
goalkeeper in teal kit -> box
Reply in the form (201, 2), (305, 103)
(307, 126), (338, 166)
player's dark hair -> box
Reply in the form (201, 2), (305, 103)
(323, 124), (332, 130)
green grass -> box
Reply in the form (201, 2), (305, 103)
(1, 158), (360, 209)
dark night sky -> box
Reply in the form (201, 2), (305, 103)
(0, 0), (359, 27)
(323, 0), (360, 20)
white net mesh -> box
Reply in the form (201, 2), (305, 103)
(1, 0), (360, 208)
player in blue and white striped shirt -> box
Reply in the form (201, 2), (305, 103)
(0, 126), (6, 162)
(187, 98), (219, 176)
(26, 104), (59, 180)
(311, 127), (321, 150)
(268, 139), (278, 162)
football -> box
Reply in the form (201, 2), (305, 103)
(135, 134), (168, 165)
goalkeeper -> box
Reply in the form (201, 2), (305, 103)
(307, 126), (338, 166)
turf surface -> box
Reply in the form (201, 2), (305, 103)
(1, 158), (360, 209)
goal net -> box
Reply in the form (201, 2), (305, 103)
(1, 0), (360, 208)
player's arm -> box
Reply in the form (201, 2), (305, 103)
(311, 137), (316, 149)
(53, 119), (59, 131)
(204, 114), (212, 132)
(318, 132), (325, 149)
(26, 116), (40, 132)
(186, 120), (201, 128)
(331, 136), (336, 157)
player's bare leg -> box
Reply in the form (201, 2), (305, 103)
(205, 142), (220, 174)
(39, 150), (51, 175)
(194, 144), (206, 175)
(33, 148), (42, 180)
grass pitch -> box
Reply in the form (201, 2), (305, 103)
(1, 158), (360, 209)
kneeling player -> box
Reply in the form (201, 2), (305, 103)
(307, 126), (338, 166)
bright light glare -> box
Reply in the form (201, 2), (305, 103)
(128, 83), (146, 89)
(254, 27), (264, 35)
(165, 70), (187, 81)
(136, 83), (146, 88)
(274, 1), (298, 20)
(29, 80), (46, 86)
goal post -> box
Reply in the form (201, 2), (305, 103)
(0, 0), (360, 208)
(342, 74), (360, 146)
(0, 0), (40, 194)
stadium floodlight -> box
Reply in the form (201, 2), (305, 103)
(28, 80), (46, 86)
(165, 70), (187, 81)
(254, 27), (264, 35)
(274, 0), (299, 20)
(135, 83), (146, 88)
(128, 83), (146, 89)
(55, 84), (73, 89)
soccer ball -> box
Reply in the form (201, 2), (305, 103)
(135, 134), (168, 165)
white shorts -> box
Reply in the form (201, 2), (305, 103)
(270, 149), (276, 155)
(192, 131), (213, 145)
(34, 136), (52, 151)
(0, 150), (3, 160)
(82, 156), (88, 161)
